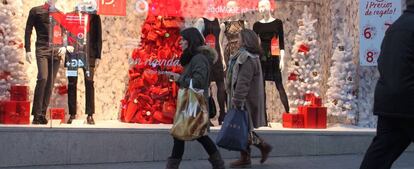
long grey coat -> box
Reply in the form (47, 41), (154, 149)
(227, 49), (267, 129)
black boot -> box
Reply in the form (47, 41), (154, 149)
(166, 157), (181, 169)
(32, 115), (42, 125)
(32, 115), (47, 125)
(254, 139), (273, 164)
(209, 151), (225, 169)
(230, 147), (251, 168)
(67, 115), (76, 124)
(87, 115), (95, 125)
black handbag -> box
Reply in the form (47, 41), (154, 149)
(208, 89), (217, 119)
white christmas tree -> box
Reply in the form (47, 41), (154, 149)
(286, 6), (321, 112)
(0, 0), (27, 100)
(325, 31), (357, 124)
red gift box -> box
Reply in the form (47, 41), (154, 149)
(282, 113), (304, 128)
(0, 101), (4, 123)
(304, 93), (316, 102)
(10, 85), (29, 101)
(311, 97), (322, 107)
(50, 108), (65, 122)
(298, 106), (327, 129)
(1, 101), (30, 124)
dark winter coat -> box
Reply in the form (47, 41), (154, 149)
(374, 5), (414, 118)
(178, 46), (218, 98)
(227, 48), (267, 129)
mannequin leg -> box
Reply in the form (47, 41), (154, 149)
(67, 76), (78, 116)
(41, 58), (60, 115)
(215, 80), (227, 124)
(84, 59), (96, 124)
(32, 55), (48, 117)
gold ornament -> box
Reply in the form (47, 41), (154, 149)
(333, 99), (338, 105)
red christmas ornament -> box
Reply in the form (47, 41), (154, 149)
(56, 85), (68, 95)
(143, 70), (158, 85)
(298, 44), (310, 55)
(288, 73), (298, 81)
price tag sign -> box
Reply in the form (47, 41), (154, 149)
(359, 0), (401, 66)
(271, 36), (280, 56)
(205, 34), (216, 49)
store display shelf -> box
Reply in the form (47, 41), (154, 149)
(1, 121), (411, 168)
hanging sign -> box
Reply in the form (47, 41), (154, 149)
(97, 0), (126, 16)
(271, 35), (280, 56)
(52, 25), (63, 45)
(359, 0), (402, 66)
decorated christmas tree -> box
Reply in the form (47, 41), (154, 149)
(286, 6), (321, 112)
(0, 0), (27, 100)
(120, 10), (184, 124)
(325, 31), (357, 124)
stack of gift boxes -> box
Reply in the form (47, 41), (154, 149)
(282, 93), (327, 129)
(0, 85), (30, 124)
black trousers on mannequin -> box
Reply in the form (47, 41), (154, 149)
(67, 58), (95, 116)
(359, 116), (414, 169)
(32, 46), (60, 117)
(171, 136), (218, 159)
(261, 57), (290, 113)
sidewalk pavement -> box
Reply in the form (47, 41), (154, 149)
(3, 152), (414, 169)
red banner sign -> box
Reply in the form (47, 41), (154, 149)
(98, 0), (127, 16)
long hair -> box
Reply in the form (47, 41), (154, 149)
(240, 29), (263, 55)
(179, 27), (205, 66)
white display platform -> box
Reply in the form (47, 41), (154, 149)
(0, 120), (376, 132)
(0, 120), (411, 168)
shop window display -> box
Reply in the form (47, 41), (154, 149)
(0, 0), (403, 128)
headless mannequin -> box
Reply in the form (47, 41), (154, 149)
(254, 0), (290, 113)
(195, 16), (227, 125)
(58, 0), (101, 125)
(258, 0), (284, 71)
(25, 0), (75, 64)
(220, 0), (248, 68)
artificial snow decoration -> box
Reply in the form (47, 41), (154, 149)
(286, 6), (321, 112)
(325, 31), (357, 124)
(0, 0), (27, 100)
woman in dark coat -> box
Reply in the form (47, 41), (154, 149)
(166, 28), (225, 169)
(226, 29), (272, 168)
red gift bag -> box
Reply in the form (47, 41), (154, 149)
(10, 85), (29, 101)
(50, 108), (65, 122)
(282, 113), (304, 128)
(2, 101), (30, 124)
